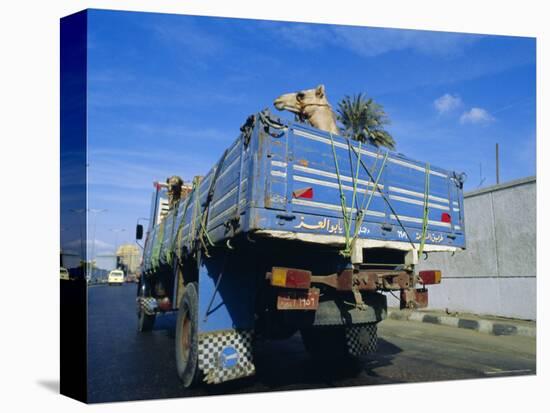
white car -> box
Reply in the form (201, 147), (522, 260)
(60, 267), (70, 281)
(108, 269), (125, 285)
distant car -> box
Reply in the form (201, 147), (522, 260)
(60, 267), (70, 281)
(125, 274), (137, 283)
(108, 269), (125, 286)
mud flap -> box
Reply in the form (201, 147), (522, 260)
(345, 323), (378, 356)
(137, 296), (158, 315)
(197, 329), (255, 384)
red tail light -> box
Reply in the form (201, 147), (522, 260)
(441, 212), (451, 223)
(419, 270), (442, 285)
(270, 267), (311, 289)
(293, 187), (313, 199)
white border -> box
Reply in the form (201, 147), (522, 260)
(1, 1), (545, 413)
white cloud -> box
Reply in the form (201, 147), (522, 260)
(434, 93), (462, 113)
(63, 238), (114, 255)
(460, 107), (495, 124)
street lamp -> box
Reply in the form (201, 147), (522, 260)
(68, 208), (107, 279)
(89, 209), (108, 268)
(68, 208), (89, 277)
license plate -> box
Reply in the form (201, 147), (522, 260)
(277, 288), (320, 310)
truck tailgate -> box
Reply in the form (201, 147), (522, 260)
(257, 120), (465, 250)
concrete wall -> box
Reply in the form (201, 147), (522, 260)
(387, 176), (537, 320)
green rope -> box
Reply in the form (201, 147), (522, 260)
(347, 144), (417, 250)
(348, 139), (362, 227)
(190, 178), (199, 239)
(329, 133), (353, 256)
(350, 151), (388, 253)
(418, 163), (431, 259)
(165, 207), (179, 265)
(192, 176), (215, 257)
(199, 206), (215, 248)
(356, 148), (381, 213)
(329, 134), (387, 258)
(343, 138), (364, 256)
(169, 191), (192, 263)
(151, 219), (165, 271)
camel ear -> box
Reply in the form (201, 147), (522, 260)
(315, 84), (325, 98)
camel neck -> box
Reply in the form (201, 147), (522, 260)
(307, 106), (339, 134)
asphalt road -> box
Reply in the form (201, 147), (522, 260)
(88, 284), (536, 403)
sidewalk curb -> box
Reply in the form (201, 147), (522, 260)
(387, 309), (536, 338)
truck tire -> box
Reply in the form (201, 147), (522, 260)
(175, 282), (201, 388)
(300, 326), (351, 360)
(138, 309), (155, 332)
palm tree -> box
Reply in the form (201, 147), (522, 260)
(336, 93), (396, 150)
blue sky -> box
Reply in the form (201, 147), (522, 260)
(86, 9), (536, 259)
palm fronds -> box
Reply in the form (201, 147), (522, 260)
(336, 93), (396, 150)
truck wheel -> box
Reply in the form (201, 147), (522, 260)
(300, 326), (351, 360)
(175, 282), (201, 388)
(137, 309), (155, 332)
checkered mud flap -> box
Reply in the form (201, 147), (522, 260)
(345, 323), (378, 356)
(137, 297), (158, 315)
(198, 330), (256, 384)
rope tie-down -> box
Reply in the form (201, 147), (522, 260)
(327, 132), (388, 258)
(343, 140), (433, 259)
(417, 163), (431, 260)
(194, 149), (230, 258)
(327, 134), (435, 310)
(328, 133), (389, 311)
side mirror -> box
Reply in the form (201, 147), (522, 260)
(136, 224), (143, 240)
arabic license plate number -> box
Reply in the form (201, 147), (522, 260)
(277, 288), (319, 310)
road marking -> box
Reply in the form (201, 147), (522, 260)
(484, 369), (532, 375)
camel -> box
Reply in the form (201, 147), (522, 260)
(273, 85), (339, 134)
(166, 175), (184, 209)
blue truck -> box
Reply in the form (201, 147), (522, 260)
(135, 110), (466, 387)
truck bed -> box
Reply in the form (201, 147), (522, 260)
(144, 111), (466, 270)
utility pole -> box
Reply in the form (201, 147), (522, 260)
(478, 163), (486, 188)
(90, 209), (108, 273)
(496, 143), (500, 185)
(110, 228), (126, 268)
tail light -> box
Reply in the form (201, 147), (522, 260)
(418, 270), (442, 285)
(441, 212), (451, 223)
(270, 267), (311, 289)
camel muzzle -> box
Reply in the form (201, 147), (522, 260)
(273, 99), (286, 110)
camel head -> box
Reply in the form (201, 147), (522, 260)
(274, 84), (329, 115)
(166, 175), (183, 208)
(273, 85), (339, 134)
